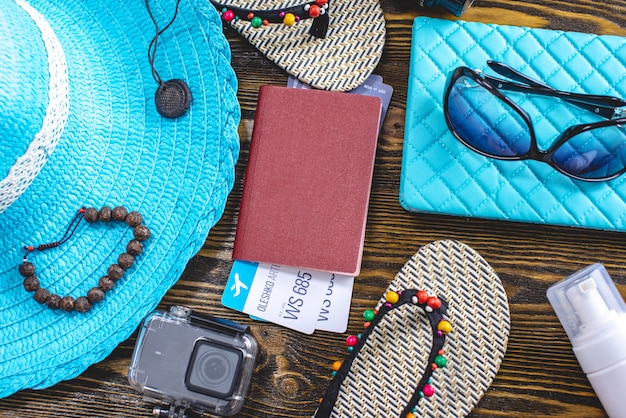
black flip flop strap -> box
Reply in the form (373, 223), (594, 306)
(209, 0), (330, 38)
(316, 289), (449, 418)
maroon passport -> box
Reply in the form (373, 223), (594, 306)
(233, 86), (381, 276)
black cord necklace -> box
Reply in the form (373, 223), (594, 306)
(146, 0), (191, 118)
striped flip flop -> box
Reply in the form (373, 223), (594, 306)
(316, 240), (510, 417)
(210, 0), (386, 91)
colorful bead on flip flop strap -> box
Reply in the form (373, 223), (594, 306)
(317, 289), (451, 418)
(210, 0), (330, 38)
(18, 206), (150, 313)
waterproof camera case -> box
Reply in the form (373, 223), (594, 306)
(128, 306), (258, 417)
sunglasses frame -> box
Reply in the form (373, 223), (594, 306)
(443, 61), (626, 182)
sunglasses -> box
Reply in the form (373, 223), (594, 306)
(443, 61), (626, 181)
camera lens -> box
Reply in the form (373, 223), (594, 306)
(197, 352), (232, 386)
(185, 340), (243, 398)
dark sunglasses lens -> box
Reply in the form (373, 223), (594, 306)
(447, 75), (532, 158)
(552, 124), (626, 180)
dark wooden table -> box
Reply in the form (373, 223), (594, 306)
(3, 1), (626, 417)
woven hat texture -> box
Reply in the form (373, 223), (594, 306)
(320, 240), (510, 417)
(0, 0), (239, 397)
(211, 0), (386, 91)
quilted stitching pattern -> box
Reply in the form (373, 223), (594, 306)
(400, 17), (626, 230)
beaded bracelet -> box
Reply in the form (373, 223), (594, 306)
(18, 206), (150, 313)
(316, 289), (451, 418)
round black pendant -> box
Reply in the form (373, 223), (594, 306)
(155, 79), (191, 119)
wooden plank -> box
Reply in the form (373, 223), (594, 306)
(2, 1), (626, 416)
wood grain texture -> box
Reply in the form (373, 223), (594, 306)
(2, 1), (626, 417)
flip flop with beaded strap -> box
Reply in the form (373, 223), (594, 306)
(209, 0), (386, 91)
(315, 240), (510, 417)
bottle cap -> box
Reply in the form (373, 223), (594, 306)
(547, 263), (626, 343)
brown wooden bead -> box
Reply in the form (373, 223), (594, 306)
(125, 211), (143, 227)
(87, 287), (105, 303)
(112, 206), (128, 221)
(34, 288), (51, 304)
(47, 294), (62, 310)
(107, 264), (124, 280)
(83, 207), (98, 223)
(20, 205), (148, 313)
(98, 276), (115, 291)
(59, 296), (75, 312)
(19, 261), (35, 277)
(98, 206), (112, 222)
(118, 253), (135, 269)
(23, 275), (40, 292)
(126, 239), (143, 256)
(74, 296), (92, 313)
(133, 225), (151, 241)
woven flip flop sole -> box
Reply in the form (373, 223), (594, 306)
(217, 0), (386, 91)
(326, 240), (510, 417)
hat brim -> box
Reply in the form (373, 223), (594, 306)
(214, 0), (386, 91)
(0, 0), (239, 397)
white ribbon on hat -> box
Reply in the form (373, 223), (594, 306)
(0, 0), (69, 214)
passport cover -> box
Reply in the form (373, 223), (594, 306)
(400, 17), (626, 231)
(233, 86), (381, 275)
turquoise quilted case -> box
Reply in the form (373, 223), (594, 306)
(400, 17), (626, 231)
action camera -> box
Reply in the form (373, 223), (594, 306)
(128, 306), (258, 417)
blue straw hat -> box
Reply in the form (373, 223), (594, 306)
(0, 0), (239, 397)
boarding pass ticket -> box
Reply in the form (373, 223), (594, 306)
(222, 261), (354, 334)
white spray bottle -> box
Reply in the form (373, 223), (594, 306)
(547, 263), (626, 418)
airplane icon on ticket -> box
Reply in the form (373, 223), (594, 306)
(230, 273), (248, 297)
